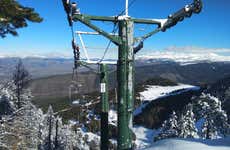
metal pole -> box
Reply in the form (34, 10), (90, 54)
(100, 64), (109, 150)
(117, 19), (134, 150)
(125, 0), (129, 16)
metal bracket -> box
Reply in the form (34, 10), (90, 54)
(72, 14), (122, 45)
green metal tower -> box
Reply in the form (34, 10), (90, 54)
(62, 0), (202, 149)
(100, 64), (109, 150)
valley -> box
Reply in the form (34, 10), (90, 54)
(1, 57), (230, 149)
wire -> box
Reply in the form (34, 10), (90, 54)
(98, 41), (112, 62)
(71, 26), (75, 41)
(108, 68), (117, 75)
(85, 46), (117, 51)
(98, 23), (118, 63)
(118, 0), (138, 16)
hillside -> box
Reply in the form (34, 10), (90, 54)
(1, 61), (230, 149)
(134, 87), (202, 128)
(134, 75), (230, 129)
(30, 72), (99, 99)
(28, 62), (230, 125)
(1, 57), (230, 85)
(133, 126), (230, 150)
(29, 62), (230, 101)
(136, 62), (230, 85)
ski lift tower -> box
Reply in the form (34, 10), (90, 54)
(62, 0), (202, 149)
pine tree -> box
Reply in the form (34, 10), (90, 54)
(0, 93), (14, 116)
(12, 59), (31, 109)
(0, 100), (44, 149)
(213, 102), (230, 137)
(196, 93), (230, 139)
(178, 103), (198, 138)
(19, 102), (43, 149)
(0, 82), (16, 115)
(202, 115), (217, 139)
(0, 86), (96, 149)
(42, 105), (55, 150)
(54, 118), (60, 149)
(0, 0), (43, 38)
(154, 111), (178, 141)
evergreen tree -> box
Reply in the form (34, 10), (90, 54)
(0, 0), (42, 38)
(0, 93), (14, 116)
(178, 103), (198, 138)
(202, 115), (217, 139)
(196, 93), (230, 139)
(17, 102), (43, 149)
(154, 111), (178, 141)
(213, 102), (230, 137)
(12, 59), (31, 109)
(0, 100), (43, 149)
(0, 82), (16, 115)
(0, 86), (96, 149)
(41, 105), (56, 150)
(54, 118), (60, 149)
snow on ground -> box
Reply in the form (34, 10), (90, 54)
(139, 84), (200, 102)
(108, 113), (157, 148)
(72, 126), (100, 144)
(84, 132), (100, 143)
(132, 125), (230, 150)
(72, 100), (80, 105)
(109, 109), (117, 126)
(132, 126), (160, 149)
(144, 137), (230, 150)
(134, 84), (200, 116)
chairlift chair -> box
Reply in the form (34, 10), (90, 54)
(69, 30), (117, 107)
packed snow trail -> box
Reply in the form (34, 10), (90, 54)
(144, 137), (230, 150)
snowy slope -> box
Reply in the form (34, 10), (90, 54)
(134, 84), (200, 116)
(139, 84), (200, 102)
(132, 125), (230, 150)
(133, 126), (160, 149)
(144, 137), (230, 150)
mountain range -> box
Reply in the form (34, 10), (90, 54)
(0, 52), (230, 81)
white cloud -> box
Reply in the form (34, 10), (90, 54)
(163, 46), (230, 54)
(0, 46), (118, 59)
(137, 46), (230, 64)
(0, 51), (72, 59)
(1, 46), (230, 64)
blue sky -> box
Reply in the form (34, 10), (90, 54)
(0, 0), (230, 58)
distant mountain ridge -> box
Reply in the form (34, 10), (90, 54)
(1, 50), (230, 65)
(1, 56), (230, 81)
